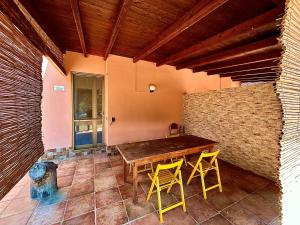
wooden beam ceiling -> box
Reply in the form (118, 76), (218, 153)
(157, 7), (282, 67)
(207, 60), (277, 75)
(0, 0), (66, 74)
(232, 76), (277, 82)
(193, 50), (281, 73)
(177, 36), (280, 70)
(221, 68), (276, 77)
(104, 0), (132, 60)
(230, 71), (278, 82)
(133, 0), (229, 63)
(70, 0), (86, 56)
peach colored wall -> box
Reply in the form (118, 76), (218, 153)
(42, 62), (72, 149)
(42, 51), (239, 149)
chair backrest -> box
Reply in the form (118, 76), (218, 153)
(169, 123), (179, 135)
(198, 149), (220, 165)
(154, 159), (183, 180)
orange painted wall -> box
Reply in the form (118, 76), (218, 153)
(42, 51), (239, 149)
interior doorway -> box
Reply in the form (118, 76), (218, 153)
(72, 72), (103, 149)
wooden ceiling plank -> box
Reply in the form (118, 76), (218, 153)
(104, 0), (132, 60)
(207, 60), (277, 75)
(221, 71), (277, 78)
(0, 0), (66, 74)
(233, 76), (277, 82)
(157, 6), (283, 66)
(271, 0), (285, 6)
(132, 0), (229, 63)
(193, 50), (281, 72)
(177, 36), (280, 70)
(70, 0), (86, 56)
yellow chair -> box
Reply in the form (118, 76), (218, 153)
(147, 159), (186, 223)
(187, 150), (222, 200)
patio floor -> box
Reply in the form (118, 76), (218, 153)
(0, 152), (280, 225)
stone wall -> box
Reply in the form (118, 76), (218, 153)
(184, 83), (282, 180)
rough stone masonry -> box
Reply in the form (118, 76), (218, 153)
(184, 83), (282, 181)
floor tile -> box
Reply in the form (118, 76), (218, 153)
(161, 206), (196, 225)
(108, 154), (123, 162)
(0, 210), (32, 225)
(95, 168), (115, 177)
(58, 175), (74, 188)
(112, 165), (123, 175)
(148, 190), (179, 211)
(27, 201), (66, 225)
(1, 197), (38, 218)
(94, 176), (118, 192)
(75, 166), (94, 175)
(255, 182), (280, 204)
(96, 201), (128, 225)
(0, 201), (10, 215)
(124, 194), (154, 221)
(201, 214), (232, 225)
(205, 182), (248, 211)
(95, 188), (122, 209)
(69, 180), (94, 198)
(111, 160), (123, 167)
(185, 195), (218, 223)
(1, 185), (23, 202)
(94, 155), (109, 164)
(63, 211), (95, 225)
(72, 173), (94, 184)
(221, 202), (265, 225)
(57, 168), (76, 177)
(64, 193), (94, 220)
(233, 172), (270, 194)
(237, 193), (279, 224)
(119, 183), (144, 200)
(95, 162), (111, 171)
(129, 212), (160, 225)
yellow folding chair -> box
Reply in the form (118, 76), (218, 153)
(187, 150), (222, 200)
(147, 159), (186, 223)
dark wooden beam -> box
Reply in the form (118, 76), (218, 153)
(271, 0), (285, 6)
(220, 69), (276, 77)
(193, 50), (281, 73)
(230, 72), (277, 78)
(207, 61), (277, 75)
(0, 0), (66, 74)
(133, 0), (229, 63)
(233, 76), (277, 82)
(104, 0), (132, 60)
(70, 0), (86, 56)
(230, 72), (278, 81)
(157, 7), (283, 66)
(177, 36), (280, 70)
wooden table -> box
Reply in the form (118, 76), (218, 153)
(116, 135), (217, 203)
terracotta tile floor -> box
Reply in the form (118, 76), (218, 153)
(0, 152), (280, 225)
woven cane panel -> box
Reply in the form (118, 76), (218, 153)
(0, 12), (44, 199)
(276, 0), (300, 223)
(184, 83), (282, 180)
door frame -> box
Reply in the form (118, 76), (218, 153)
(71, 71), (104, 150)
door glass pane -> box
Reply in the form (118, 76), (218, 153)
(74, 121), (93, 147)
(74, 76), (93, 120)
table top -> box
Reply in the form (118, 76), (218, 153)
(116, 135), (217, 164)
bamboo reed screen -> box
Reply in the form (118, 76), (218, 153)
(276, 0), (300, 223)
(0, 12), (44, 199)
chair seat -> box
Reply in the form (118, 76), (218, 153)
(148, 170), (176, 186)
(189, 160), (215, 171)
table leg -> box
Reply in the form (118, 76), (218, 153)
(132, 163), (138, 204)
(123, 160), (128, 183)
